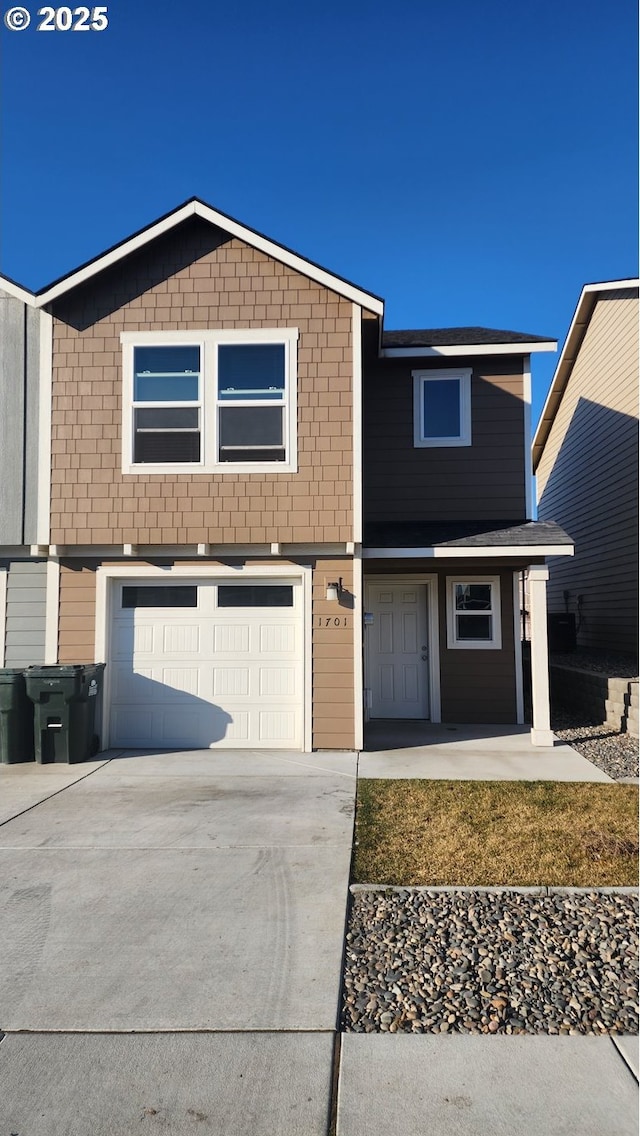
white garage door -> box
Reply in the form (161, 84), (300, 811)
(109, 579), (304, 749)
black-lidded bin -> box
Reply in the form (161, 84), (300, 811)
(0, 668), (35, 764)
(25, 664), (106, 764)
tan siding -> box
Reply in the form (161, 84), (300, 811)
(58, 563), (97, 663)
(537, 292), (639, 652)
(312, 558), (355, 749)
(439, 570), (517, 722)
(364, 354), (526, 523)
(50, 220), (353, 546)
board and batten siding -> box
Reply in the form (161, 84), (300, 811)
(4, 560), (47, 667)
(536, 291), (639, 653)
(0, 294), (41, 546)
(363, 354), (527, 524)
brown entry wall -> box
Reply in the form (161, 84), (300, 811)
(438, 569), (516, 723)
(58, 557), (356, 749)
(363, 354), (527, 524)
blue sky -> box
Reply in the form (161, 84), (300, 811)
(0, 0), (637, 431)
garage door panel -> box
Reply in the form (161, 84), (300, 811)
(259, 710), (297, 742)
(213, 624), (250, 654)
(212, 668), (250, 697)
(259, 666), (297, 697)
(162, 625), (201, 656)
(259, 624), (296, 654)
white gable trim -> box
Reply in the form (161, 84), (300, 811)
(362, 545), (574, 559)
(0, 277), (37, 306)
(35, 200), (384, 314)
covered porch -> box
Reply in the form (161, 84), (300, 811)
(361, 520), (574, 748)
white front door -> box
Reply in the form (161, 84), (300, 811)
(366, 583), (430, 719)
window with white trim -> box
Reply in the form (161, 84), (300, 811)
(446, 576), (502, 649)
(122, 328), (298, 474)
(413, 368), (471, 447)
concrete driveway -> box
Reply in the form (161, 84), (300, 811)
(0, 748), (357, 1134)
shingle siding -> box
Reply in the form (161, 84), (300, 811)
(49, 219), (354, 547)
(536, 291), (639, 654)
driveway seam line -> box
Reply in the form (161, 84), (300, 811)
(611, 1036), (640, 1084)
(0, 756), (122, 830)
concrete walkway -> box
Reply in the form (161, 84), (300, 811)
(0, 737), (637, 1134)
(360, 721), (614, 780)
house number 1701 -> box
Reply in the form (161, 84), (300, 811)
(317, 617), (349, 627)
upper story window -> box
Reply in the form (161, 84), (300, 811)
(121, 328), (298, 474)
(413, 368), (472, 448)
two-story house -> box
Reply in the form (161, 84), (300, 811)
(0, 199), (572, 752)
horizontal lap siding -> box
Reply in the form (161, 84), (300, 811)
(4, 561), (47, 666)
(50, 220), (353, 547)
(438, 570), (516, 722)
(312, 558), (355, 749)
(364, 355), (526, 523)
(58, 563), (97, 663)
(537, 292), (639, 653)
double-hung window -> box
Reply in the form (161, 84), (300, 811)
(446, 576), (502, 649)
(132, 345), (201, 464)
(122, 328), (298, 473)
(413, 368), (472, 447)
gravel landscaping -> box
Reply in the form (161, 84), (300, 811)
(552, 710), (639, 781)
(342, 888), (639, 1036)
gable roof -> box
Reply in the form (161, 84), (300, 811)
(532, 279), (639, 470)
(381, 326), (556, 357)
(0, 198), (384, 314)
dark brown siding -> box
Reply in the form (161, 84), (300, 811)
(438, 570), (516, 723)
(363, 351), (526, 524)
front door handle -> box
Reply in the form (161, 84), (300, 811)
(421, 655), (428, 661)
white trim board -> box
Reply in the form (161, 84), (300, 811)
(352, 304), (363, 544)
(44, 558), (60, 664)
(36, 311), (53, 545)
(362, 545), (574, 559)
(95, 562), (313, 752)
(513, 571), (525, 725)
(36, 200), (384, 314)
(382, 342), (556, 358)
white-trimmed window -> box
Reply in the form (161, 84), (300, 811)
(413, 368), (471, 447)
(446, 576), (502, 649)
(121, 328), (298, 474)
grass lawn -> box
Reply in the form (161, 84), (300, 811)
(353, 780), (639, 887)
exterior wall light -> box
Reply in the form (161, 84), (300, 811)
(326, 578), (343, 602)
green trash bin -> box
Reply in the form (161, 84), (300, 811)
(25, 664), (106, 764)
(0, 668), (35, 764)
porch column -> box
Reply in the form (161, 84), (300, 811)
(528, 564), (554, 747)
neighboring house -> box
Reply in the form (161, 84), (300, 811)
(533, 280), (639, 657)
(0, 198), (573, 750)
